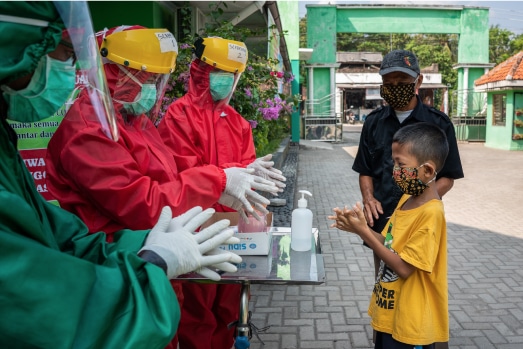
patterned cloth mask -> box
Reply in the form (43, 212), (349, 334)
(392, 164), (436, 196)
(380, 79), (417, 109)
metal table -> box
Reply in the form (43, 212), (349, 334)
(179, 227), (325, 348)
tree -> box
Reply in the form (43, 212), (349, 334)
(489, 25), (513, 64)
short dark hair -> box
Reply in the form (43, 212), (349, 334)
(393, 122), (449, 171)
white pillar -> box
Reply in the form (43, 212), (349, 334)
(330, 67), (336, 115)
(443, 88), (449, 115)
(462, 67), (469, 115)
(307, 67), (314, 115)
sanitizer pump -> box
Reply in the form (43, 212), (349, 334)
(291, 190), (313, 251)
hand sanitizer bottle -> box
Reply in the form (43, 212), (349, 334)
(291, 190), (313, 251)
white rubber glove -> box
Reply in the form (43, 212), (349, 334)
(219, 167), (277, 217)
(195, 248), (243, 280)
(168, 206), (239, 245)
(139, 206), (242, 281)
(247, 154), (286, 192)
(218, 192), (269, 223)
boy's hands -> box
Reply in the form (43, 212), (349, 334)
(328, 202), (369, 236)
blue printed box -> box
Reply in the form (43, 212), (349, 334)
(202, 212), (273, 255)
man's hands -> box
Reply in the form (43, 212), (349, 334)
(247, 154), (286, 192)
(139, 206), (242, 281)
(362, 197), (383, 228)
(359, 175), (383, 227)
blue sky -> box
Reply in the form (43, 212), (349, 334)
(298, 1), (523, 34)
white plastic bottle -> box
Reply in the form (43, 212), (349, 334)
(291, 190), (313, 251)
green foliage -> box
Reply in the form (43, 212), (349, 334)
(160, 2), (297, 156)
(490, 25), (513, 64)
(299, 12), (523, 117)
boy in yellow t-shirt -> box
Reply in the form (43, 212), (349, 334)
(329, 122), (449, 348)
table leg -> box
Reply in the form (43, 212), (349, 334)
(234, 281), (251, 349)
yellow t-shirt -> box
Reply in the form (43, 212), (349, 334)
(368, 195), (449, 345)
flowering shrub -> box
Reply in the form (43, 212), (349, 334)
(160, 1), (301, 156)
(157, 4), (299, 155)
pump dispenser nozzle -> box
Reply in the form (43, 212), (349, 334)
(297, 190), (312, 208)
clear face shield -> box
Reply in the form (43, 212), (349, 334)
(53, 1), (118, 141)
(112, 65), (170, 128)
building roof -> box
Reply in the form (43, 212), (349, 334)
(337, 52), (383, 64)
(475, 51), (523, 86)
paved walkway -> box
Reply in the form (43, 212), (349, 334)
(249, 125), (523, 348)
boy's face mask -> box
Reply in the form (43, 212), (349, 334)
(209, 72), (235, 101)
(1, 55), (76, 122)
(392, 164), (437, 196)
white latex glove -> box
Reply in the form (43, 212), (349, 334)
(167, 206), (239, 245)
(195, 248), (243, 279)
(218, 192), (269, 223)
(139, 206), (242, 281)
(247, 154), (286, 192)
(219, 167), (277, 217)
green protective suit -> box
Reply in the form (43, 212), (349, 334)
(0, 118), (180, 347)
(0, 2), (179, 347)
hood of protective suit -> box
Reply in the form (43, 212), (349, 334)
(0, 2), (64, 84)
(186, 58), (218, 106)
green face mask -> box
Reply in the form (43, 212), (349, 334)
(209, 72), (235, 101)
(114, 66), (158, 116)
(117, 83), (157, 116)
(1, 55), (76, 122)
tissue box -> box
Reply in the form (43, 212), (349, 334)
(201, 212), (273, 255)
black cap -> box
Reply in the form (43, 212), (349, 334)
(379, 49), (420, 78)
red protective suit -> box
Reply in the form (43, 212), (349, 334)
(158, 59), (256, 349)
(45, 58), (227, 349)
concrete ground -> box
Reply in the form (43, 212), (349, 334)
(247, 124), (523, 349)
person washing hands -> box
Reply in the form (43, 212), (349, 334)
(158, 36), (286, 349)
(329, 122), (450, 349)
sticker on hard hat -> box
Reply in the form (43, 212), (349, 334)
(156, 32), (178, 53)
(228, 43), (247, 63)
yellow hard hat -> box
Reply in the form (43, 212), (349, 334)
(194, 37), (248, 73)
(100, 28), (178, 74)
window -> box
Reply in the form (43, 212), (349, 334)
(492, 94), (506, 126)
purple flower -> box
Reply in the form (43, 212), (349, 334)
(248, 119), (258, 128)
(180, 43), (191, 49)
(259, 106), (281, 120)
(244, 88), (252, 98)
(247, 66), (254, 71)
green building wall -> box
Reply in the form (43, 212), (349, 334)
(278, 1), (301, 142)
(486, 91), (523, 151)
(88, 2), (175, 33)
(306, 5), (490, 122)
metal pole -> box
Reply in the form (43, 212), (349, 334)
(234, 281), (251, 349)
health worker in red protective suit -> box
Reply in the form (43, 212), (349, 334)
(0, 4), (241, 348)
(158, 36), (287, 349)
(45, 26), (278, 349)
